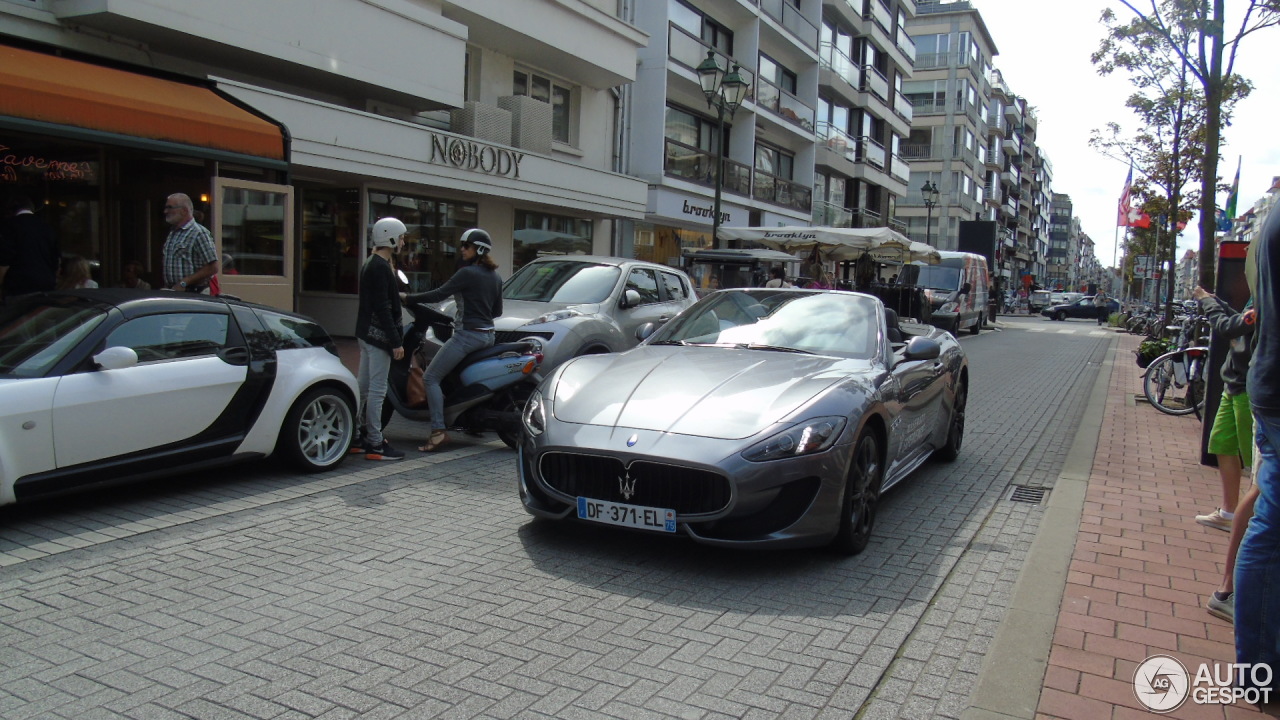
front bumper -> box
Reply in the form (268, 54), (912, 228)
(517, 424), (853, 549)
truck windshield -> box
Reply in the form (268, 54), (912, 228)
(908, 264), (962, 292)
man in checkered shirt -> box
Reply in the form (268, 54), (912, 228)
(161, 193), (219, 293)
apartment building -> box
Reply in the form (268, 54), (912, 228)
(1048, 192), (1075, 289)
(626, 0), (822, 279)
(0, 0), (648, 328)
(899, 0), (994, 253)
(812, 0), (917, 236)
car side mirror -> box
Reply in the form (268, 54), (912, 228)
(94, 346), (139, 370)
(902, 336), (941, 362)
(620, 288), (642, 309)
(635, 323), (657, 342)
(960, 282), (972, 295)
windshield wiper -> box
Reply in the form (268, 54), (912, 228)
(741, 343), (813, 354)
(648, 340), (688, 346)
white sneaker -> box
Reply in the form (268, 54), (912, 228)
(1207, 591), (1234, 622)
(1196, 508), (1233, 532)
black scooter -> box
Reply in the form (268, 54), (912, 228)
(380, 299), (543, 449)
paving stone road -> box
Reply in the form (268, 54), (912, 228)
(0, 317), (1115, 719)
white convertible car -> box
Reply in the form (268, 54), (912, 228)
(0, 289), (359, 507)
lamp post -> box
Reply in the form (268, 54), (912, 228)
(696, 50), (749, 249)
(921, 180), (940, 246)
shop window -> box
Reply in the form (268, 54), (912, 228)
(219, 186), (288, 277)
(299, 188), (361, 294)
(367, 191), (477, 294)
(513, 210), (593, 271)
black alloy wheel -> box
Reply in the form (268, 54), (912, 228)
(934, 379), (966, 462)
(832, 430), (884, 556)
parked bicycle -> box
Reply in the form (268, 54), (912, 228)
(1141, 311), (1210, 418)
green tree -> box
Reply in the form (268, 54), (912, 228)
(1107, 0), (1280, 289)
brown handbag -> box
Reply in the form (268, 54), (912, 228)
(406, 343), (429, 407)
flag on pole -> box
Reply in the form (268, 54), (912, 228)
(1118, 166), (1151, 228)
(1224, 156), (1241, 222)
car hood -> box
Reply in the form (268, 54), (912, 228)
(495, 299), (603, 329)
(549, 346), (874, 440)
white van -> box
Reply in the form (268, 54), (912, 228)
(897, 251), (991, 335)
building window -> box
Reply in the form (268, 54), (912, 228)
(665, 104), (722, 153)
(513, 210), (593, 270)
(758, 54), (798, 94)
(513, 69), (573, 144)
(755, 143), (794, 180)
(670, 0), (733, 55)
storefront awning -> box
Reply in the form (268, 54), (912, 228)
(0, 44), (286, 164)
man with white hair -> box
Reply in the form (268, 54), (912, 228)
(161, 193), (218, 293)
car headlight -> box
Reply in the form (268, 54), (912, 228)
(742, 416), (846, 462)
(939, 302), (958, 313)
(531, 308), (587, 324)
(523, 389), (547, 436)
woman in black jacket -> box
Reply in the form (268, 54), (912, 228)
(403, 228), (503, 452)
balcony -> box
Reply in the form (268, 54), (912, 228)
(668, 24), (756, 89)
(1001, 168), (1019, 186)
(663, 138), (751, 197)
(817, 123), (886, 168)
(1002, 136), (1021, 155)
(893, 90), (913, 123)
(861, 65), (889, 102)
(909, 96), (947, 115)
(984, 184), (1000, 204)
(753, 169), (812, 212)
(813, 200), (854, 227)
(900, 143), (938, 160)
(819, 42), (860, 90)
(890, 153), (909, 183)
(913, 52), (952, 70)
(1004, 101), (1021, 123)
(895, 30), (917, 64)
(760, 0), (819, 51)
(865, 0), (893, 34)
(756, 76), (816, 133)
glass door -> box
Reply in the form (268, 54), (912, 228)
(213, 178), (294, 310)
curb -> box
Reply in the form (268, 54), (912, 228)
(961, 330), (1117, 719)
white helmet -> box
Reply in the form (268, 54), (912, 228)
(371, 217), (407, 248)
(459, 227), (493, 255)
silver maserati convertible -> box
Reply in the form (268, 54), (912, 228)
(517, 288), (968, 554)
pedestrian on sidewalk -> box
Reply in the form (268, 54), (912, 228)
(354, 217), (407, 461)
(1191, 285), (1256, 622)
(1094, 291), (1110, 326)
(1238, 204), (1280, 695)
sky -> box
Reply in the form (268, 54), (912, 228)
(969, 0), (1280, 268)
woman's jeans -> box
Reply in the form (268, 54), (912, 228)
(423, 329), (494, 430)
(1236, 410), (1280, 690)
(357, 339), (391, 447)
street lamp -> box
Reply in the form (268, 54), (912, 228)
(921, 180), (940, 246)
(696, 50), (749, 248)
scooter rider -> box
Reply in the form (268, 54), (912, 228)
(403, 228), (503, 452)
(355, 217), (407, 461)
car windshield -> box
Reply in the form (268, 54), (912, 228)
(0, 297), (108, 377)
(504, 261), (622, 304)
(650, 290), (879, 359)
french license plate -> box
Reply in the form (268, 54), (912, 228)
(577, 497), (676, 533)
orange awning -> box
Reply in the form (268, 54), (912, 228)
(0, 44), (285, 162)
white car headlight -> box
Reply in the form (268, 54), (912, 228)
(939, 302), (958, 313)
(531, 308), (587, 325)
(742, 416), (846, 462)
(523, 389), (547, 436)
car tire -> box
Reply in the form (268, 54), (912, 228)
(933, 378), (966, 462)
(832, 429), (883, 556)
(969, 317), (981, 335)
(1055, 311), (1067, 321)
(278, 386), (355, 472)
(495, 385), (535, 450)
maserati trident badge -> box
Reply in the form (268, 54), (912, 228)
(618, 468), (637, 501)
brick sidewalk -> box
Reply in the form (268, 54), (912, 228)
(1037, 332), (1263, 719)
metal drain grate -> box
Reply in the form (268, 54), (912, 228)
(1006, 485), (1049, 504)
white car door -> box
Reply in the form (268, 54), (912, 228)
(0, 378), (59, 504)
(51, 312), (247, 468)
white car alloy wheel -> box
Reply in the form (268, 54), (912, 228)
(280, 387), (354, 471)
